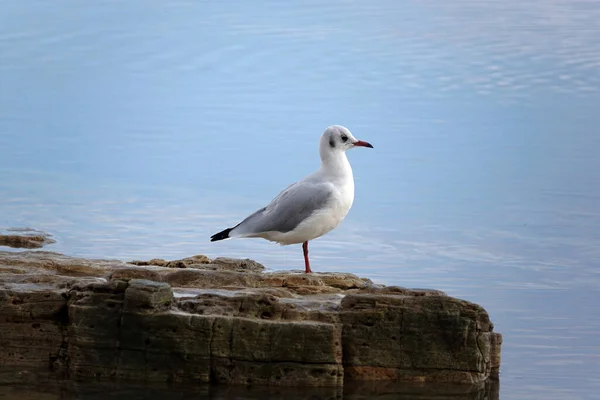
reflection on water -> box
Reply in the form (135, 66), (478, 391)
(1, 0), (600, 398)
(0, 380), (499, 400)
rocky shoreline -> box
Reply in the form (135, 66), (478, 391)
(0, 233), (501, 388)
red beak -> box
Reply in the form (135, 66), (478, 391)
(353, 140), (374, 148)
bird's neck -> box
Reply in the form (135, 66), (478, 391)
(321, 151), (353, 180)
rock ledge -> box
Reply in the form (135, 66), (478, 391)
(0, 228), (55, 249)
(0, 251), (502, 387)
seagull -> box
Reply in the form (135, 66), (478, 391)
(210, 125), (373, 273)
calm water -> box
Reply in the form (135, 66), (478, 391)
(1, 1), (600, 399)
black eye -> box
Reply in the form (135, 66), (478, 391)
(341, 134), (348, 142)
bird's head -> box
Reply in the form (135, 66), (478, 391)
(319, 125), (373, 161)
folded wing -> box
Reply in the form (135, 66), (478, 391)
(232, 181), (333, 237)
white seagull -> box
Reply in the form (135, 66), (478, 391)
(210, 125), (373, 273)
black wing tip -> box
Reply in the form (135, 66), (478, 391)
(210, 228), (232, 242)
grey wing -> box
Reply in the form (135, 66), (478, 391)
(232, 181), (333, 236)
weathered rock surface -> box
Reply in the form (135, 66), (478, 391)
(0, 379), (500, 399)
(0, 250), (502, 388)
(0, 228), (56, 249)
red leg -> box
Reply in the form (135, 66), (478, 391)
(302, 241), (312, 273)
